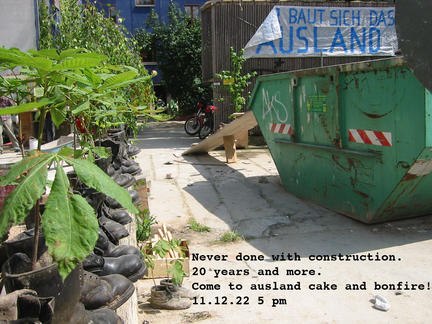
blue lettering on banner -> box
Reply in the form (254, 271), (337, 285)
(256, 41), (277, 54)
(350, 27), (366, 53)
(280, 26), (294, 54)
(289, 8), (298, 24)
(297, 26), (309, 53)
(352, 10), (361, 26)
(252, 6), (396, 57)
(330, 28), (348, 53)
(369, 28), (381, 53)
(330, 9), (338, 26)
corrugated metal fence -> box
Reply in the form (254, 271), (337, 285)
(201, 0), (396, 127)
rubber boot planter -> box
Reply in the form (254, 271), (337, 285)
(2, 253), (82, 323)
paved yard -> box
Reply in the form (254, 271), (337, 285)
(134, 121), (432, 324)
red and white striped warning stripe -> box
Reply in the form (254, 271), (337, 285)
(269, 123), (292, 135)
(349, 129), (392, 147)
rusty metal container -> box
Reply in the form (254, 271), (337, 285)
(249, 57), (432, 223)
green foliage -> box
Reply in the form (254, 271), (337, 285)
(187, 218), (211, 233)
(136, 209), (157, 242)
(0, 148), (136, 279)
(168, 260), (187, 285)
(0, 47), (149, 279)
(216, 47), (257, 113)
(220, 230), (243, 243)
(41, 164), (99, 279)
(134, 2), (212, 115)
(39, 0), (156, 136)
(142, 237), (187, 285)
(0, 47), (152, 147)
(0, 153), (55, 240)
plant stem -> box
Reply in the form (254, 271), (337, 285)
(32, 199), (41, 269)
(37, 109), (47, 151)
(32, 108), (47, 269)
(18, 115), (25, 158)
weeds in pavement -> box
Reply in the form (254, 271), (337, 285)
(187, 218), (211, 233)
(220, 230), (242, 242)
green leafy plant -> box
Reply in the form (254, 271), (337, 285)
(0, 47), (154, 279)
(136, 209), (157, 242)
(39, 0), (156, 136)
(142, 238), (187, 285)
(220, 230), (242, 243)
(134, 2), (212, 115)
(216, 47), (257, 113)
(187, 218), (211, 233)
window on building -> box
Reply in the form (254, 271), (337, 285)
(184, 4), (200, 24)
(135, 0), (155, 6)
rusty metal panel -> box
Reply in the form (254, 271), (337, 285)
(202, 0), (396, 125)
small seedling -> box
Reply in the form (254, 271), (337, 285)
(220, 230), (242, 242)
(142, 238), (187, 286)
(136, 209), (156, 242)
(187, 218), (211, 233)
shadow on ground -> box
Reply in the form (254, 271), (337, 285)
(181, 153), (432, 259)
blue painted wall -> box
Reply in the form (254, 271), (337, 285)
(95, 0), (207, 34)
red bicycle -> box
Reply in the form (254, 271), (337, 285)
(184, 103), (216, 139)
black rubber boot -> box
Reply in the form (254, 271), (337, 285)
(69, 302), (124, 324)
(98, 216), (129, 245)
(2, 254), (82, 323)
(95, 151), (113, 173)
(83, 253), (146, 282)
(1, 253), (62, 298)
(100, 204), (132, 225)
(80, 271), (134, 310)
(127, 145), (140, 157)
(94, 229), (141, 258)
(111, 173), (136, 188)
(120, 164), (141, 176)
(0, 229), (47, 269)
(105, 190), (140, 210)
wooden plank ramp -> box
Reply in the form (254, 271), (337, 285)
(182, 110), (257, 162)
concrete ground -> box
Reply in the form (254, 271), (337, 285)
(134, 121), (432, 324)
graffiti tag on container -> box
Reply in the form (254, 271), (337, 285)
(261, 88), (289, 123)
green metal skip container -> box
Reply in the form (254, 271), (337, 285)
(249, 57), (432, 223)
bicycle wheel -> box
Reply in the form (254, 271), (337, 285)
(199, 124), (212, 139)
(184, 117), (201, 135)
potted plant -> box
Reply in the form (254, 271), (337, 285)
(0, 47), (154, 279)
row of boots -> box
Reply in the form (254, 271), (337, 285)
(0, 129), (143, 323)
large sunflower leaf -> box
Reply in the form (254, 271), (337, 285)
(0, 156), (53, 240)
(100, 75), (152, 91)
(28, 48), (60, 60)
(83, 68), (102, 88)
(42, 165), (98, 280)
(59, 48), (86, 60)
(71, 101), (90, 116)
(63, 157), (138, 214)
(50, 106), (66, 128)
(0, 99), (54, 115)
(0, 153), (54, 185)
(99, 71), (137, 90)
(51, 57), (103, 71)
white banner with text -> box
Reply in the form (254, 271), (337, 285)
(244, 6), (398, 58)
